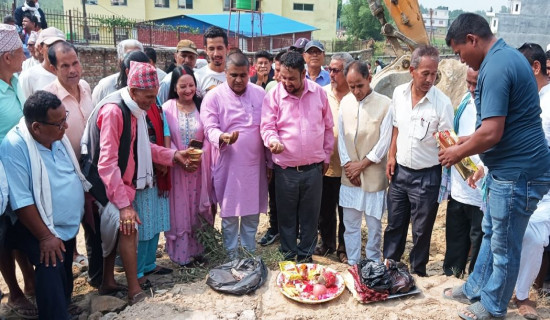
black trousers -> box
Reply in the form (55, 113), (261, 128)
(318, 176), (345, 252)
(82, 194), (103, 287)
(267, 171), (278, 234)
(383, 164), (441, 276)
(8, 221), (74, 320)
(275, 163), (323, 258)
(443, 197), (484, 276)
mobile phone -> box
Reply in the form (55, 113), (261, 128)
(189, 139), (203, 149)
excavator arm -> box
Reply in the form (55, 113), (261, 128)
(367, 0), (430, 55)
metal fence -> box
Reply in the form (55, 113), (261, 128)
(0, 4), (202, 47)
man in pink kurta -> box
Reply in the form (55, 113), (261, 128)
(260, 51), (334, 262)
(201, 52), (268, 259)
(84, 61), (190, 305)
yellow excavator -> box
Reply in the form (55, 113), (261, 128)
(367, 0), (467, 106)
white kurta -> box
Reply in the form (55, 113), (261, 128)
(338, 95), (393, 218)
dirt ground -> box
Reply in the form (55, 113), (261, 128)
(1, 202), (549, 320)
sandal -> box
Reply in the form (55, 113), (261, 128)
(515, 297), (539, 320)
(458, 301), (504, 320)
(128, 291), (147, 306)
(442, 286), (473, 304)
(6, 301), (39, 319)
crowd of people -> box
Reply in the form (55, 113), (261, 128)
(1, 10), (550, 320)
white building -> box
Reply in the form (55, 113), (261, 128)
(422, 6), (449, 39)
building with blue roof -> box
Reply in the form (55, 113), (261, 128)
(153, 13), (317, 51)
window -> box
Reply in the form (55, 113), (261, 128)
(178, 0), (193, 9)
(111, 0), (127, 5)
(155, 0), (169, 8)
(293, 3), (314, 11)
(86, 0), (98, 5)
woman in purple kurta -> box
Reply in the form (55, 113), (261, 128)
(162, 66), (213, 265)
(200, 64), (269, 258)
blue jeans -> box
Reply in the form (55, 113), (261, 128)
(462, 170), (550, 316)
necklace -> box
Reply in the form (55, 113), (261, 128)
(176, 101), (196, 114)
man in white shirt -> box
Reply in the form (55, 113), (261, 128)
(442, 67), (484, 278)
(156, 39), (198, 104)
(513, 42), (550, 320)
(18, 27), (65, 98)
(194, 26), (228, 98)
(384, 45), (453, 277)
(91, 39), (143, 106)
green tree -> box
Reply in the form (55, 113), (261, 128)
(499, 5), (508, 13)
(341, 0), (393, 41)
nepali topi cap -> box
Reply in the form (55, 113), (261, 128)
(128, 61), (159, 89)
(0, 23), (22, 53)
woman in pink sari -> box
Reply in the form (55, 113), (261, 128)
(162, 66), (213, 266)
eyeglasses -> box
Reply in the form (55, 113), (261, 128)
(328, 68), (342, 74)
(38, 111), (69, 130)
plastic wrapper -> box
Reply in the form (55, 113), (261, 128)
(206, 257), (267, 295)
(434, 130), (478, 180)
(279, 261), (302, 281)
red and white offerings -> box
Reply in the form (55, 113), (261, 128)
(278, 262), (344, 303)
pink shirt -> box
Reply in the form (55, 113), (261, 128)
(260, 79), (334, 168)
(97, 103), (175, 209)
(44, 79), (93, 159)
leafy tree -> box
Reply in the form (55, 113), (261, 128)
(341, 0), (393, 41)
(499, 5), (508, 13)
(419, 4), (428, 14)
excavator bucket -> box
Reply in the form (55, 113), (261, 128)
(383, 0), (429, 46)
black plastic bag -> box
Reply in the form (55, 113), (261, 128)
(358, 259), (392, 292)
(385, 259), (415, 294)
(206, 257), (268, 295)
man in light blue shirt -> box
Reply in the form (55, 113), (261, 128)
(1, 90), (85, 320)
(304, 40), (330, 86)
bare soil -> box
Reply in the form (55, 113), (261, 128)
(1, 202), (549, 319)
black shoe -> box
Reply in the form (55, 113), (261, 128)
(297, 255), (313, 263)
(259, 230), (279, 246)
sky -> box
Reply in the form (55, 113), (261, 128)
(418, 0), (509, 12)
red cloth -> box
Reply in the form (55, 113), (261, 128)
(349, 265), (388, 302)
(147, 104), (171, 196)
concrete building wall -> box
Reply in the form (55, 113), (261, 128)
(496, 0), (550, 48)
(64, 0), (337, 40)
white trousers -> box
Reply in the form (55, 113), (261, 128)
(342, 207), (382, 265)
(515, 198), (550, 300)
(222, 214), (260, 259)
